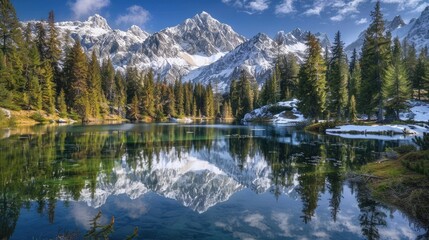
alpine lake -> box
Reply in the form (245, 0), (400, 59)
(0, 123), (428, 239)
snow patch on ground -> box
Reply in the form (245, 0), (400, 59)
(400, 100), (429, 122)
(326, 124), (429, 140)
(243, 99), (306, 124)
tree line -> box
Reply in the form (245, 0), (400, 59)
(1, 0), (428, 123)
(240, 1), (428, 123)
(0, 0), (222, 122)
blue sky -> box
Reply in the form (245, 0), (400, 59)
(11, 0), (429, 44)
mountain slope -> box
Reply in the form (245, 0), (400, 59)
(185, 29), (330, 90)
(346, 8), (429, 54)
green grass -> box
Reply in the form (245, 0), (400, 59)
(359, 151), (429, 227)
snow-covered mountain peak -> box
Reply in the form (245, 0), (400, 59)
(386, 15), (406, 32)
(86, 14), (111, 31)
(127, 25), (149, 39)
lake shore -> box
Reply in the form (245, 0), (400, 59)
(356, 150), (429, 229)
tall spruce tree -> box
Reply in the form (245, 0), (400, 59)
(382, 38), (411, 120)
(297, 33), (327, 122)
(63, 41), (90, 121)
(230, 70), (253, 119)
(414, 50), (428, 100)
(279, 53), (299, 100)
(328, 31), (349, 120)
(360, 1), (391, 121)
(87, 51), (102, 117)
(101, 57), (116, 113)
(349, 49), (362, 114)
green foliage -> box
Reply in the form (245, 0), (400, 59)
(30, 112), (47, 123)
(298, 33), (327, 122)
(359, 1), (391, 121)
(327, 31), (349, 120)
(413, 133), (429, 150)
(392, 145), (417, 155)
(401, 150), (429, 177)
(230, 70), (254, 119)
(304, 121), (338, 133)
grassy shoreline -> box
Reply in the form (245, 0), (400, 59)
(358, 150), (429, 228)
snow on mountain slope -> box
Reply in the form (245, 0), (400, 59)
(346, 8), (429, 55)
(70, 140), (299, 213)
(185, 29), (330, 90)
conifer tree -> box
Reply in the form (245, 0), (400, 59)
(297, 33), (327, 122)
(230, 70), (253, 119)
(141, 71), (155, 117)
(174, 78), (184, 116)
(349, 95), (357, 122)
(382, 38), (411, 120)
(349, 49), (361, 104)
(114, 72), (126, 117)
(101, 58), (116, 113)
(35, 22), (48, 62)
(57, 89), (67, 118)
(328, 31), (348, 120)
(279, 53), (299, 100)
(129, 94), (140, 121)
(360, 1), (391, 121)
(204, 83), (215, 118)
(46, 10), (61, 92)
(414, 50), (428, 100)
(40, 62), (55, 114)
(0, 0), (22, 58)
(63, 41), (90, 121)
(87, 51), (102, 117)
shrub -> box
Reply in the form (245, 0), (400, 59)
(401, 150), (429, 177)
(305, 121), (339, 133)
(412, 133), (429, 150)
(30, 112), (47, 123)
(392, 145), (417, 155)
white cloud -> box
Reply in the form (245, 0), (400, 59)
(304, 0), (328, 15)
(355, 17), (368, 24)
(275, 0), (295, 15)
(70, 0), (110, 19)
(378, 0), (423, 10)
(333, 0), (366, 21)
(116, 5), (150, 27)
(248, 0), (270, 11)
(221, 0), (271, 14)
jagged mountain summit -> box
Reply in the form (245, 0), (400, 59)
(345, 7), (429, 54)
(184, 29), (331, 90)
(24, 7), (429, 91)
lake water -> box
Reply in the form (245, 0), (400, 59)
(0, 123), (427, 239)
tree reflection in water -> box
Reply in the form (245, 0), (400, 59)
(0, 124), (424, 239)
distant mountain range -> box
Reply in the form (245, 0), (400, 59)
(24, 6), (429, 91)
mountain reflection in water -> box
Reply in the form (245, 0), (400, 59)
(0, 123), (426, 239)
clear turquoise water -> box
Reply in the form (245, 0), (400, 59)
(0, 123), (426, 239)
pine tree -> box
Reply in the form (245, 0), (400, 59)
(114, 71), (126, 117)
(129, 94), (140, 121)
(360, 1), (391, 121)
(298, 33), (327, 122)
(87, 51), (102, 118)
(35, 22), (48, 62)
(57, 89), (67, 118)
(414, 50), (428, 100)
(0, 0), (22, 58)
(382, 38), (411, 120)
(204, 83), (215, 118)
(174, 78), (184, 116)
(101, 57), (116, 113)
(279, 53), (299, 100)
(40, 61), (55, 114)
(63, 41), (90, 121)
(328, 31), (348, 120)
(349, 49), (361, 106)
(230, 70), (253, 119)
(46, 10), (61, 92)
(349, 95), (357, 122)
(141, 71), (155, 117)
(28, 44), (43, 110)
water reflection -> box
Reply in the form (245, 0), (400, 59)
(0, 123), (426, 239)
